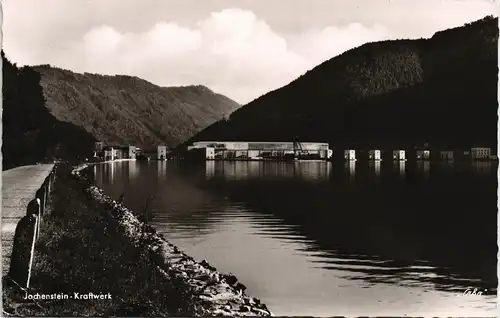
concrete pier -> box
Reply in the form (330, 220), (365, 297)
(2, 164), (54, 275)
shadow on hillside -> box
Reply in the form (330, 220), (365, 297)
(2, 52), (96, 170)
(188, 16), (498, 151)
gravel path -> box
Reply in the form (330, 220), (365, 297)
(2, 164), (54, 275)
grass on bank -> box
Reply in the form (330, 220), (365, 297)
(3, 164), (198, 317)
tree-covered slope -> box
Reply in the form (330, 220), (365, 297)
(190, 16), (498, 151)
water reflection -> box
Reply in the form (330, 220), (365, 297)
(472, 161), (493, 174)
(157, 160), (167, 180)
(129, 161), (138, 181)
(110, 162), (115, 182)
(92, 161), (497, 317)
(205, 161), (331, 182)
(374, 161), (381, 176)
(393, 161), (406, 177)
(294, 161), (331, 181)
(416, 161), (430, 175)
(367, 161), (381, 177)
(438, 161), (454, 169)
(206, 161), (215, 179)
(345, 161), (356, 180)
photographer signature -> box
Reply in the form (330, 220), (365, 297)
(461, 288), (487, 296)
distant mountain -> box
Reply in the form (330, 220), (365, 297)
(32, 66), (241, 149)
(2, 55), (239, 170)
(2, 52), (96, 170)
(189, 16), (498, 151)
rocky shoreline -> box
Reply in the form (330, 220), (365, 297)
(71, 164), (272, 316)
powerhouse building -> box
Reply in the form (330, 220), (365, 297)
(187, 141), (333, 161)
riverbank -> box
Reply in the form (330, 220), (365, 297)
(3, 163), (271, 316)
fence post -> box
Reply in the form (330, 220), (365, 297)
(28, 198), (41, 242)
(47, 175), (51, 194)
(35, 198), (41, 240)
(35, 188), (45, 218)
(48, 170), (55, 194)
(43, 182), (48, 212)
(8, 200), (39, 289)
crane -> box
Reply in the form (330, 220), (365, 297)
(293, 136), (309, 157)
(293, 136), (322, 160)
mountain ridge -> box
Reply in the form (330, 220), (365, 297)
(2, 56), (240, 169)
(189, 16), (498, 150)
(2, 53), (97, 170)
(31, 64), (240, 149)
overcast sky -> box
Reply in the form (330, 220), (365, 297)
(2, 0), (498, 104)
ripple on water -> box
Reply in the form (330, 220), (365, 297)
(92, 161), (498, 317)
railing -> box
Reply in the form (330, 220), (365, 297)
(8, 166), (57, 289)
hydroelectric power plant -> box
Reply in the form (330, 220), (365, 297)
(185, 140), (333, 161)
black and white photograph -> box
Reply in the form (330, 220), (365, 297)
(1, 0), (498, 316)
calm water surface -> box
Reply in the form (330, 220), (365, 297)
(92, 160), (497, 316)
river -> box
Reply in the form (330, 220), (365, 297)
(92, 160), (497, 316)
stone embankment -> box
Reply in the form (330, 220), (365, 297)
(72, 164), (272, 316)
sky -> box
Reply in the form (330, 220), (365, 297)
(2, 0), (498, 104)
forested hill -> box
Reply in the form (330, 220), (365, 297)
(33, 66), (241, 149)
(189, 16), (498, 151)
(3, 54), (240, 169)
(2, 53), (96, 170)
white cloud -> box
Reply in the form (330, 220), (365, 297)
(2, 2), (497, 104)
(3, 8), (395, 103)
(288, 23), (393, 65)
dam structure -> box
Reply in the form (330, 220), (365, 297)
(186, 141), (333, 161)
